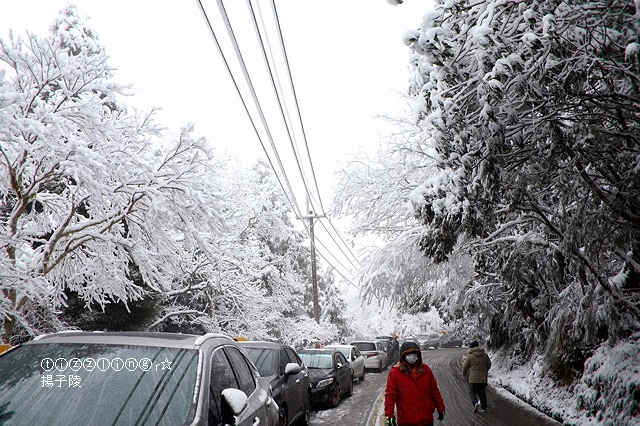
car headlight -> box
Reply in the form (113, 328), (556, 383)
(316, 378), (334, 388)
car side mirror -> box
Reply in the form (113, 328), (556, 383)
(284, 362), (301, 376)
(221, 388), (248, 418)
(351, 355), (356, 361)
(336, 362), (343, 369)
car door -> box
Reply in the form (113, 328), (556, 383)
(208, 347), (240, 426)
(284, 347), (309, 419)
(351, 347), (364, 377)
(275, 347), (301, 422)
(334, 352), (350, 391)
(224, 346), (268, 426)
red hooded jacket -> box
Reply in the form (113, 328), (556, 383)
(384, 353), (445, 425)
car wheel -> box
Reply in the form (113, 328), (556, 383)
(346, 375), (354, 397)
(330, 385), (341, 408)
(360, 369), (366, 382)
(278, 405), (288, 426)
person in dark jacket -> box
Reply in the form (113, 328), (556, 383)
(462, 340), (492, 413)
(390, 336), (400, 364)
(384, 341), (446, 425)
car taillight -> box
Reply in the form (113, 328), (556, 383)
(366, 353), (377, 358)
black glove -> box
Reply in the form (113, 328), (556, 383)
(438, 412), (445, 421)
(385, 417), (397, 426)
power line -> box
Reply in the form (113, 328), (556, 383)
(213, 0), (305, 220)
(245, 0), (319, 214)
(197, 0), (360, 290)
(267, 0), (325, 214)
(195, 0), (301, 220)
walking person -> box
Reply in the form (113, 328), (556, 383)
(462, 340), (492, 413)
(384, 341), (446, 425)
(390, 336), (400, 364)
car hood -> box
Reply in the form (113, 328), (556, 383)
(307, 368), (333, 383)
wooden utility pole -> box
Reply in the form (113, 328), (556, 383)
(302, 211), (325, 323)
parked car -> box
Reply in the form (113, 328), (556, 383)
(374, 335), (394, 358)
(350, 340), (389, 372)
(324, 344), (366, 381)
(297, 348), (353, 408)
(417, 332), (442, 350)
(0, 331), (279, 425)
(438, 334), (464, 348)
(239, 341), (310, 426)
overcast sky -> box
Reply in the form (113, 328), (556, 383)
(0, 0), (434, 285)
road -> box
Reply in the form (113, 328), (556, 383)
(309, 348), (561, 426)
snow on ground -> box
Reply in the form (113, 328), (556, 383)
(489, 332), (640, 426)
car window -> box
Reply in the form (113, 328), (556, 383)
(224, 347), (256, 396)
(298, 352), (333, 369)
(353, 347), (361, 358)
(278, 348), (289, 375)
(351, 342), (376, 352)
(284, 348), (302, 366)
(335, 353), (347, 365)
(244, 347), (276, 377)
(0, 343), (198, 426)
(209, 348), (239, 425)
(376, 342), (385, 351)
(327, 346), (349, 359)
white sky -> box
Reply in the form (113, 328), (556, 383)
(0, 0), (434, 287)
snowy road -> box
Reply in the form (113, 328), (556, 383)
(309, 348), (562, 426)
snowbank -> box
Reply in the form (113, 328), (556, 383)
(490, 333), (640, 426)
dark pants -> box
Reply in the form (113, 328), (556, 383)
(468, 382), (488, 409)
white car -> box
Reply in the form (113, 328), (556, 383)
(325, 344), (366, 381)
(350, 340), (389, 373)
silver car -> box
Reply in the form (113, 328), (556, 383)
(324, 344), (366, 381)
(0, 331), (279, 425)
(350, 340), (389, 372)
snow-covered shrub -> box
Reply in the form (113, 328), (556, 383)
(568, 333), (640, 426)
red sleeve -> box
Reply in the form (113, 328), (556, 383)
(384, 368), (398, 417)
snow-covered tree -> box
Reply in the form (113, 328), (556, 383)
(336, 1), (639, 421)
(155, 158), (340, 346)
(0, 7), (225, 343)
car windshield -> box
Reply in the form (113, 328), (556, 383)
(326, 347), (349, 359)
(243, 347), (276, 376)
(352, 342), (376, 352)
(0, 343), (198, 426)
(299, 353), (333, 369)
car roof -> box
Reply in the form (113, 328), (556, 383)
(298, 348), (339, 354)
(350, 340), (377, 344)
(25, 331), (234, 349)
(324, 344), (354, 349)
(237, 341), (290, 349)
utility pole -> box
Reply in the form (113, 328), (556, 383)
(302, 211), (325, 323)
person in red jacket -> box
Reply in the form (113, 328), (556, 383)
(384, 341), (446, 426)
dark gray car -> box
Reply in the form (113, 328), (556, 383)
(0, 331), (279, 425)
(239, 341), (310, 426)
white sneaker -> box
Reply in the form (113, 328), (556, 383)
(473, 402), (481, 413)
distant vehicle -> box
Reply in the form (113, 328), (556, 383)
(438, 334), (464, 348)
(297, 348), (354, 408)
(239, 341), (311, 426)
(403, 336), (420, 346)
(325, 344), (366, 381)
(417, 332), (442, 350)
(375, 335), (394, 357)
(0, 331), (279, 426)
(350, 340), (389, 372)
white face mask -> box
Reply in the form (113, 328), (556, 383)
(405, 353), (419, 364)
